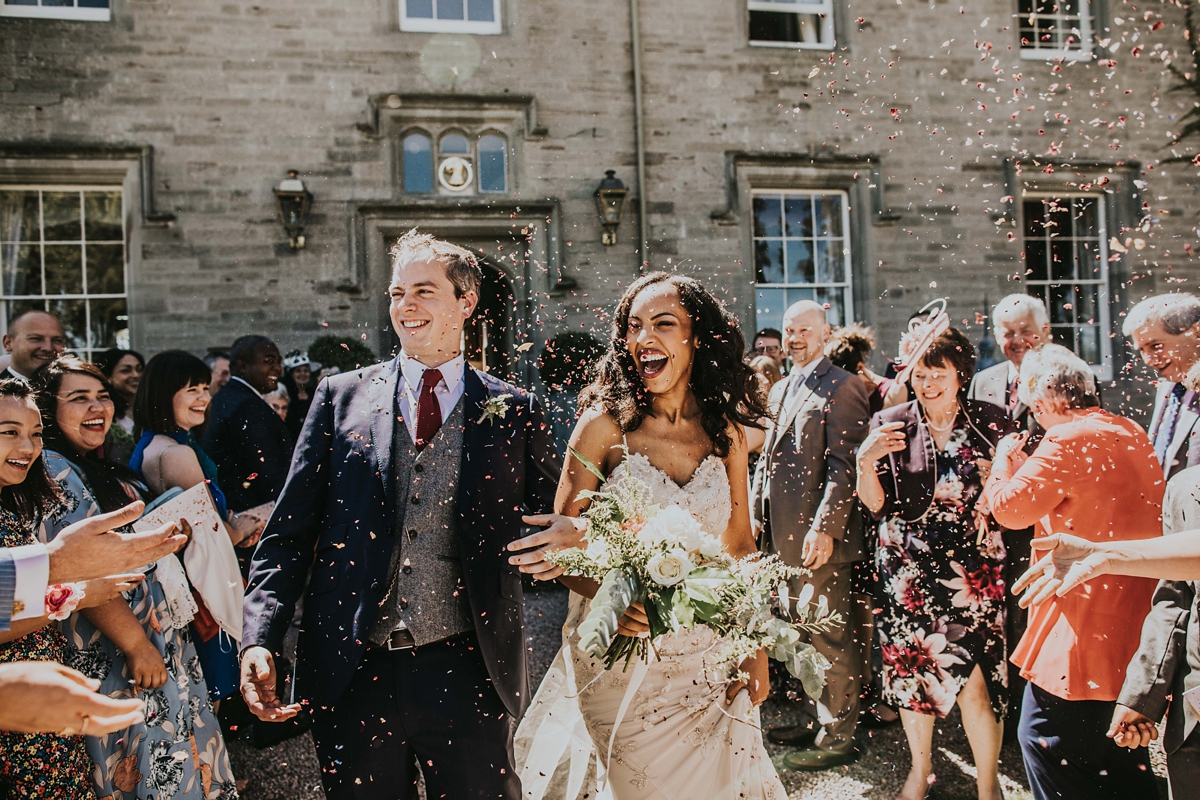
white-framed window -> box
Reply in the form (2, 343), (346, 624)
(752, 190), (852, 331)
(399, 0), (500, 35)
(0, 186), (129, 359)
(401, 128), (509, 195)
(1021, 194), (1111, 379)
(1, 0), (110, 21)
(748, 0), (834, 49)
(1019, 0), (1093, 60)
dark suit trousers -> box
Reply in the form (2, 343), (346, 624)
(1018, 683), (1156, 800)
(1169, 729), (1200, 800)
(310, 635), (520, 800)
(1003, 525), (1035, 736)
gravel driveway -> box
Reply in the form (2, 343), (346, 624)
(231, 584), (1165, 800)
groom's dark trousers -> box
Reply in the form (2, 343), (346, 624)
(243, 358), (560, 799)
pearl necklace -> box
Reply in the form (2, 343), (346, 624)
(922, 404), (959, 432)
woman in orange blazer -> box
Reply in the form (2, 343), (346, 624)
(983, 345), (1163, 800)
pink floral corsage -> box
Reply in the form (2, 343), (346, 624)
(44, 583), (85, 621)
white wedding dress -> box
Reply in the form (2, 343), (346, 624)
(515, 452), (787, 800)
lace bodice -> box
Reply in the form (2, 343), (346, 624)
(610, 450), (731, 536)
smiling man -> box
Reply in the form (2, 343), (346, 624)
(241, 230), (578, 800)
(2, 311), (65, 381)
(1125, 293), (1200, 478)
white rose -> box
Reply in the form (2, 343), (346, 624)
(694, 534), (723, 559)
(639, 505), (703, 549)
(646, 549), (693, 586)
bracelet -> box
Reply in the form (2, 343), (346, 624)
(45, 583), (85, 621)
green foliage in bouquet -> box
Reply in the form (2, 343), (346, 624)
(548, 448), (842, 698)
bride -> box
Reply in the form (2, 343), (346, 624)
(514, 273), (784, 800)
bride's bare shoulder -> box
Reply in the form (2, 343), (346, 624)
(572, 407), (623, 446)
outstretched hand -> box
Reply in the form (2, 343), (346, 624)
(1011, 533), (1112, 608)
(46, 501), (187, 584)
(508, 514), (587, 580)
(240, 646), (301, 722)
(0, 662), (145, 736)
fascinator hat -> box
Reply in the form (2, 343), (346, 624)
(894, 298), (950, 384)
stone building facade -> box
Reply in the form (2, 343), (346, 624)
(0, 0), (1195, 409)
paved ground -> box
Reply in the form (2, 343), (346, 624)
(230, 584), (1166, 800)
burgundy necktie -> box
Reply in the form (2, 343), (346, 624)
(414, 368), (443, 451)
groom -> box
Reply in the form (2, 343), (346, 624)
(240, 231), (574, 799)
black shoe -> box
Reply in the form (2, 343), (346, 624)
(859, 706), (900, 729)
(766, 724), (819, 747)
(780, 744), (858, 771)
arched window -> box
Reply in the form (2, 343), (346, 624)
(477, 135), (507, 194)
(439, 133), (470, 154)
(402, 133), (433, 193)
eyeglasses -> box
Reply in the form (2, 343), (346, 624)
(754, 345), (782, 355)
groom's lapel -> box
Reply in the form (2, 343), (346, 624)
(456, 367), (490, 517)
(368, 356), (402, 516)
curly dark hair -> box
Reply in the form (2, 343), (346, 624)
(578, 272), (770, 459)
(0, 378), (63, 521)
(919, 327), (976, 398)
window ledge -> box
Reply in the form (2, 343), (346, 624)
(0, 5), (109, 20)
(1019, 48), (1094, 62)
(749, 40), (835, 50)
(399, 18), (500, 35)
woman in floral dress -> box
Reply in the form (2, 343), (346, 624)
(34, 356), (238, 799)
(0, 378), (99, 797)
(857, 327), (1013, 800)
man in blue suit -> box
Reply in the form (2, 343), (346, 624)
(240, 231), (577, 799)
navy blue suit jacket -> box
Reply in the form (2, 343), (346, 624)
(203, 378), (295, 512)
(242, 358), (560, 718)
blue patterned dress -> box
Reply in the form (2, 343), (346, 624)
(40, 452), (239, 800)
(0, 506), (95, 798)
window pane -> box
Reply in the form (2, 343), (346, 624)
(749, 10), (801, 43)
(44, 244), (83, 294)
(1050, 240), (1073, 281)
(48, 298), (86, 351)
(815, 195), (843, 236)
(0, 191), (39, 242)
(755, 240), (784, 284)
(752, 197), (781, 237)
(1045, 199), (1072, 238)
(466, 0), (493, 22)
(1077, 241), (1101, 279)
(1024, 240), (1048, 282)
(815, 240), (844, 283)
(89, 297), (126, 351)
(440, 133), (469, 154)
(84, 191), (122, 242)
(816, 287), (845, 327)
(5, 1), (40, 6)
(1023, 200), (1046, 239)
(786, 239), (813, 283)
(1074, 198), (1099, 238)
(478, 135), (506, 193)
(403, 134), (433, 193)
(755, 288), (786, 333)
(436, 0), (464, 21)
(42, 192), (81, 242)
(1078, 325), (1099, 363)
(1, 244), (39, 296)
(78, 0), (109, 6)
(406, 0), (433, 17)
(43, 0), (75, 6)
(783, 196), (812, 238)
(1076, 283), (1099, 322)
(86, 244), (124, 294)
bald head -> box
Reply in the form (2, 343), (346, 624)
(3, 311), (64, 377)
(782, 301), (831, 370)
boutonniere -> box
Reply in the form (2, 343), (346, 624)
(478, 393), (513, 425)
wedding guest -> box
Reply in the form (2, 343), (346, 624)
(751, 327), (787, 373)
(202, 336), (293, 528)
(984, 344), (1162, 800)
(131, 351), (259, 703)
(751, 300), (870, 770)
(1125, 293), (1200, 478)
(203, 352), (231, 397)
(0, 378), (118, 797)
(280, 350), (316, 438)
(857, 326), (1012, 800)
(32, 356), (239, 798)
(0, 661), (144, 736)
(2, 311), (65, 381)
(92, 348), (143, 466)
(826, 323), (901, 416)
(265, 386), (289, 422)
(745, 355), (780, 457)
(968, 292), (1052, 733)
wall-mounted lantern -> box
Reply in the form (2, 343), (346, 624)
(274, 170), (313, 249)
(594, 170), (629, 246)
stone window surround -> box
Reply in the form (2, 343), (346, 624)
(1001, 156), (1142, 382)
(746, 0), (836, 51)
(397, 0), (502, 36)
(400, 127), (511, 196)
(712, 153), (886, 335)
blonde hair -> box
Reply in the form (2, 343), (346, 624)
(748, 355), (782, 388)
(389, 228), (483, 298)
(1017, 344), (1098, 410)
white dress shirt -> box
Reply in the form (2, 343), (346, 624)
(397, 352), (466, 444)
(788, 355), (825, 397)
(8, 543), (48, 621)
(229, 375), (266, 398)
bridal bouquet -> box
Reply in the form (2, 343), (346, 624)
(548, 450), (842, 697)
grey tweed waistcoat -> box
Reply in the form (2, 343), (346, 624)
(369, 397), (475, 646)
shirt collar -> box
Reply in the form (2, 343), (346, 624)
(400, 351), (465, 393)
(1006, 360), (1019, 387)
(229, 375), (264, 398)
(5, 366), (28, 381)
(794, 355), (825, 384)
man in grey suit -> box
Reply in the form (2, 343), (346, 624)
(1112, 357), (1200, 797)
(751, 300), (870, 770)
